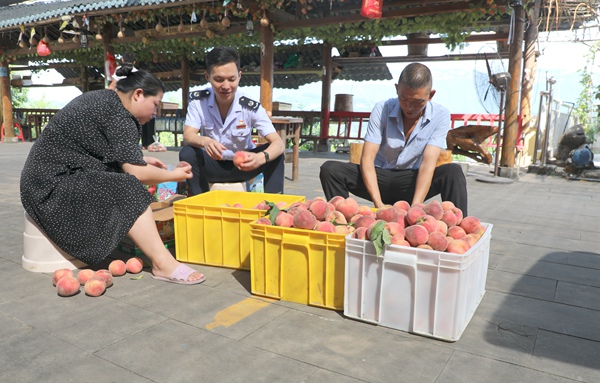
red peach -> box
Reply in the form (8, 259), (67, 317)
(391, 235), (410, 247)
(334, 225), (355, 235)
(412, 202), (426, 209)
(416, 214), (438, 234)
(326, 210), (347, 225)
(76, 269), (95, 285)
(94, 270), (113, 288)
(353, 226), (368, 240)
(366, 219), (385, 240)
(84, 276), (107, 297)
(375, 205), (399, 223)
(233, 151), (250, 167)
(354, 215), (376, 229)
(275, 202), (288, 208)
(459, 216), (482, 234)
(464, 234), (479, 247)
(406, 206), (426, 226)
(232, 203), (244, 208)
(435, 220), (448, 236)
(404, 225), (429, 247)
(349, 214), (363, 224)
(357, 205), (376, 217)
(446, 239), (471, 254)
(441, 201), (455, 211)
(315, 221), (336, 233)
(392, 200), (411, 213)
(451, 207), (464, 225)
(336, 197), (360, 220)
(275, 211), (294, 227)
(447, 226), (467, 240)
(417, 244), (434, 250)
(384, 222), (404, 238)
(108, 260), (127, 277)
(441, 210), (458, 227)
(253, 201), (269, 210)
(255, 217), (272, 225)
(56, 276), (80, 297)
(293, 210), (317, 230)
(424, 200), (444, 220)
(328, 196), (345, 209)
(52, 268), (74, 286)
(427, 231), (449, 251)
(309, 199), (330, 221)
(126, 257), (144, 274)
(474, 225), (487, 239)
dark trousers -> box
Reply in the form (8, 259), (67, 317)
(141, 119), (155, 148)
(319, 161), (468, 215)
(179, 143), (285, 195)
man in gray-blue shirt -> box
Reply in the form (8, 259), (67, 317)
(179, 46), (285, 195)
(320, 63), (468, 214)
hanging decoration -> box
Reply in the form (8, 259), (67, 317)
(191, 6), (197, 23)
(58, 31), (65, 44)
(18, 25), (26, 48)
(178, 12), (185, 33)
(42, 27), (50, 44)
(155, 17), (164, 32)
(200, 9), (208, 28)
(81, 14), (89, 47)
(360, 0), (383, 19)
(29, 27), (38, 46)
(222, 10), (230, 28)
(37, 40), (51, 56)
(260, 10), (269, 26)
(246, 15), (254, 36)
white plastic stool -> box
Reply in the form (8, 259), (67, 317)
(22, 212), (86, 272)
(209, 182), (247, 192)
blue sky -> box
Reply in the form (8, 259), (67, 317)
(26, 31), (598, 116)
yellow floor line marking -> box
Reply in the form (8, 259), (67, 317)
(205, 297), (275, 330)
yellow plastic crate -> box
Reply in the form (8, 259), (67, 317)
(249, 222), (347, 310)
(173, 191), (305, 270)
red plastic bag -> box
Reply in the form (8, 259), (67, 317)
(361, 0), (383, 19)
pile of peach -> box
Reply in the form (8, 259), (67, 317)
(255, 196), (486, 255)
(52, 257), (144, 297)
(220, 201), (289, 210)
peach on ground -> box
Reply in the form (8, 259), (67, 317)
(255, 217), (272, 225)
(384, 221), (404, 238)
(405, 206), (426, 226)
(354, 215), (376, 229)
(459, 216), (482, 234)
(404, 225), (429, 247)
(451, 207), (464, 225)
(334, 225), (355, 235)
(126, 257), (144, 274)
(357, 205), (376, 217)
(336, 197), (360, 220)
(366, 219), (385, 240)
(427, 231), (448, 251)
(392, 200), (411, 213)
(441, 210), (458, 227)
(94, 270), (113, 288)
(353, 226), (368, 240)
(446, 239), (471, 254)
(391, 235), (410, 247)
(435, 220), (448, 236)
(293, 210), (317, 230)
(275, 211), (294, 227)
(108, 259), (127, 277)
(52, 268), (74, 286)
(315, 221), (336, 233)
(349, 213), (363, 224)
(375, 206), (399, 223)
(309, 199), (330, 221)
(76, 269), (95, 285)
(84, 276), (107, 297)
(424, 200), (444, 220)
(441, 201), (455, 211)
(447, 225), (467, 240)
(416, 214), (438, 233)
(328, 195), (345, 209)
(417, 244), (433, 250)
(464, 234), (479, 247)
(56, 276), (80, 297)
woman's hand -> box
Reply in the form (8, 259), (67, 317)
(169, 161), (193, 182)
(143, 156), (167, 169)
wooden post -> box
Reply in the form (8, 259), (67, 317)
(259, 22), (274, 116)
(80, 65), (89, 93)
(500, 3), (525, 168)
(349, 142), (364, 164)
(520, 0), (540, 138)
(181, 55), (190, 116)
(319, 42), (332, 151)
(0, 60), (15, 141)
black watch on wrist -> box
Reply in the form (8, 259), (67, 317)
(263, 151), (270, 162)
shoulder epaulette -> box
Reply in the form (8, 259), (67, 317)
(189, 89), (210, 100)
(239, 96), (260, 111)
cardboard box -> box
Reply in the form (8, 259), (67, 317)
(151, 194), (186, 241)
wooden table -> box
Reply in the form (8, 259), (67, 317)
(270, 116), (303, 182)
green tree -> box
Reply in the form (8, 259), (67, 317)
(575, 43), (599, 144)
(11, 88), (29, 108)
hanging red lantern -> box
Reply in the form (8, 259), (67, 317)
(360, 0), (383, 19)
(36, 40), (51, 56)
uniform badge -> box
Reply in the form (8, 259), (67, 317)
(236, 119), (247, 129)
(239, 96), (260, 111)
(189, 89), (210, 100)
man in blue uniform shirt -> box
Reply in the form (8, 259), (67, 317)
(320, 63), (468, 214)
(179, 46), (285, 195)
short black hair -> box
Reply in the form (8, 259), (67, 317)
(116, 68), (165, 97)
(121, 51), (136, 65)
(398, 63), (432, 90)
(205, 46), (240, 73)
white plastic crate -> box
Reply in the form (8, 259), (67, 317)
(344, 223), (492, 342)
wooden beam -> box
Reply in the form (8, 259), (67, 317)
(0, 60), (14, 141)
(260, 23), (274, 116)
(332, 52), (510, 64)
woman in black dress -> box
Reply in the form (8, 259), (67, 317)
(20, 68), (205, 284)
